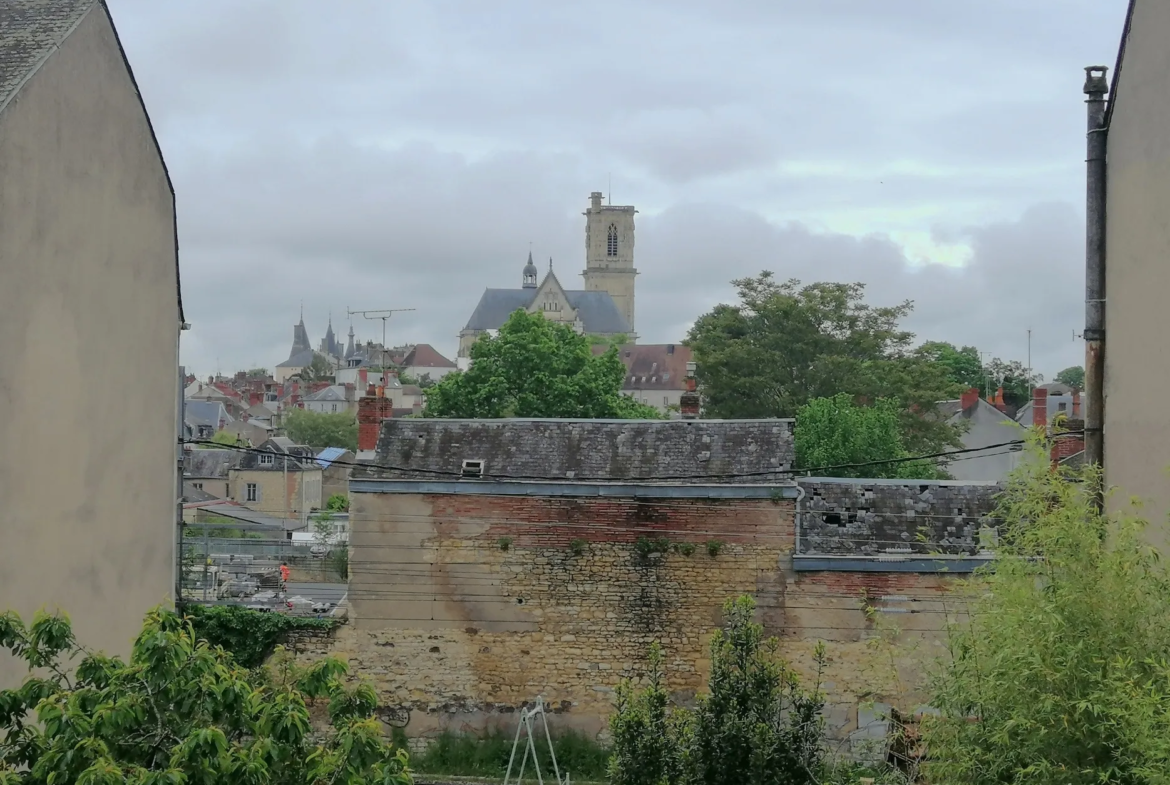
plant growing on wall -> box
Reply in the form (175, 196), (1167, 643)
(184, 604), (335, 668)
(326, 493), (350, 512)
(568, 538), (587, 557)
(497, 537), (513, 552)
(705, 540), (724, 558)
(634, 536), (672, 560)
(0, 607), (410, 785)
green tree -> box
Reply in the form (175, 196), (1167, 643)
(301, 354), (334, 383)
(0, 607), (412, 785)
(197, 430), (245, 448)
(923, 447), (1170, 784)
(424, 311), (661, 419)
(246, 368), (269, 378)
(326, 494), (350, 512)
(984, 357), (1041, 410)
(685, 273), (959, 455)
(398, 373), (436, 390)
(1055, 365), (1085, 390)
(285, 409), (358, 452)
(585, 333), (630, 350)
(795, 394), (948, 479)
(916, 341), (984, 392)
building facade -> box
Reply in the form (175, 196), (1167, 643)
(0, 0), (183, 687)
(228, 438), (323, 518)
(1094, 1), (1170, 529)
(582, 190), (638, 335)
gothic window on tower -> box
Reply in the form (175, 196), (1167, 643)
(607, 223), (618, 257)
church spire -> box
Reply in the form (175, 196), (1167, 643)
(522, 250), (538, 289)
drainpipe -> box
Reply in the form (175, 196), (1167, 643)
(1083, 65), (1109, 509)
(793, 483), (806, 558)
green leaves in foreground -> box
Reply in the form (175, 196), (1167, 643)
(0, 606), (412, 785)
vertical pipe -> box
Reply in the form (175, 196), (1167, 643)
(1083, 65), (1109, 508)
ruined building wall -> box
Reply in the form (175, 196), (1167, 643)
(292, 480), (1002, 746)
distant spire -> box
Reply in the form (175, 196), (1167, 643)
(549, 257), (553, 270)
(522, 250), (538, 289)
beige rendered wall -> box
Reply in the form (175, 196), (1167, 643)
(229, 469), (323, 516)
(0, 7), (179, 686)
(292, 491), (958, 745)
(1104, 0), (1170, 534)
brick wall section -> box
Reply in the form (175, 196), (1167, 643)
(290, 486), (984, 745)
(797, 479), (1001, 556)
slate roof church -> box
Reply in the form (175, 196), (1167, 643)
(458, 191), (638, 358)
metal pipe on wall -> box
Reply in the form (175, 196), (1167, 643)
(1083, 65), (1109, 509)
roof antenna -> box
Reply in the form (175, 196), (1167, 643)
(608, 172), (611, 205)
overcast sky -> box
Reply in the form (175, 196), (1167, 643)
(108, 0), (1130, 380)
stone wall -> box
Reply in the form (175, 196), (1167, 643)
(797, 478), (1002, 556)
(288, 484), (986, 749)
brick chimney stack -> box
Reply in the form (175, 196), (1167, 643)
(1032, 387), (1048, 429)
(993, 387), (1007, 413)
(680, 361), (700, 419)
(357, 385), (392, 452)
(960, 387), (980, 413)
(1072, 389), (1081, 418)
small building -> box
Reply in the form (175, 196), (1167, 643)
(184, 400), (234, 440)
(595, 343), (694, 417)
(228, 437), (323, 518)
(937, 388), (1025, 482)
(316, 447), (356, 502)
(303, 384), (355, 415)
(400, 343), (458, 383)
(183, 448), (242, 500)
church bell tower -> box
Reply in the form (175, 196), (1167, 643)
(581, 191), (637, 337)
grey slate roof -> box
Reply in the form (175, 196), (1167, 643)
(0, 0), (94, 110)
(277, 348), (316, 369)
(184, 449), (241, 479)
(185, 400), (233, 429)
(463, 288), (631, 334)
(303, 385), (347, 402)
(357, 418), (795, 483)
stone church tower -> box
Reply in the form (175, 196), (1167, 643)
(581, 191), (637, 337)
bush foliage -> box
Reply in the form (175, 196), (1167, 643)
(609, 596), (826, 785)
(185, 604), (335, 669)
(0, 607), (410, 785)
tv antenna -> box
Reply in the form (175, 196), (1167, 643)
(346, 307), (416, 370)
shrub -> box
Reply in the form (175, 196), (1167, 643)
(413, 729), (608, 781)
(674, 542), (697, 557)
(184, 604), (335, 668)
(569, 538), (588, 557)
(923, 446), (1170, 784)
(608, 596), (826, 785)
(0, 607), (410, 785)
(326, 493), (350, 512)
(705, 539), (724, 558)
(497, 537), (513, 552)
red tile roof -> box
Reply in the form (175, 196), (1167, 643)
(591, 344), (693, 391)
(403, 343), (456, 369)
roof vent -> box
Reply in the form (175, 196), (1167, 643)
(461, 459), (484, 478)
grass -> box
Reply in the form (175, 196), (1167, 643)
(410, 729), (609, 782)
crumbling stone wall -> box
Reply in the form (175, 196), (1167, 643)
(294, 487), (978, 748)
(797, 478), (1001, 556)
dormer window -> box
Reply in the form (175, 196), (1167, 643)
(607, 224), (618, 257)
(259, 452), (274, 466)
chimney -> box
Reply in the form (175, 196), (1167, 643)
(359, 368), (368, 390)
(344, 383), (355, 403)
(993, 387), (1007, 413)
(960, 387), (980, 413)
(590, 191), (603, 210)
(357, 386), (393, 452)
(679, 361), (700, 419)
(1032, 387), (1048, 429)
(1072, 390), (1081, 418)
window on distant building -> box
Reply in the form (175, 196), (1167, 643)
(607, 223), (618, 256)
(193, 482), (203, 491)
(246, 483), (258, 502)
(259, 453), (274, 466)
(331, 403), (338, 413)
(664, 396), (669, 406)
